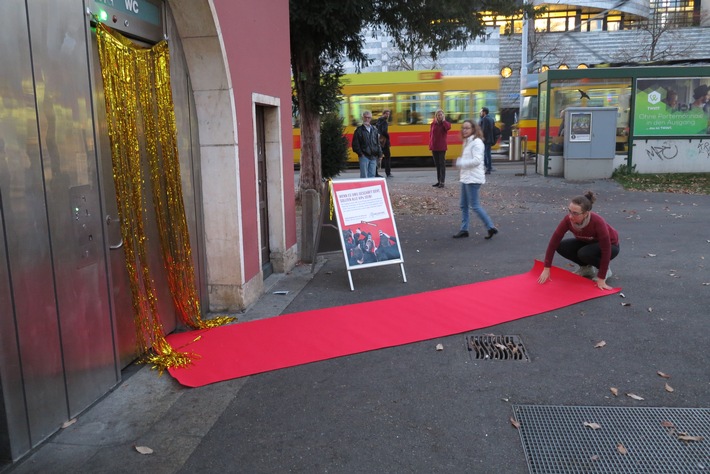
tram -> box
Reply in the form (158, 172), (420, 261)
(293, 70), (501, 164)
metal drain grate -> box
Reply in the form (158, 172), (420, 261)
(466, 334), (529, 361)
(513, 405), (710, 473)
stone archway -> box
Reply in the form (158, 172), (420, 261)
(167, 0), (246, 311)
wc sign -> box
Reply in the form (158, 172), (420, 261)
(93, 0), (161, 27)
(125, 0), (139, 13)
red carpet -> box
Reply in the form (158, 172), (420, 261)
(167, 261), (620, 387)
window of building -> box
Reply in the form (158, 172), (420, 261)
(490, 1), (698, 34)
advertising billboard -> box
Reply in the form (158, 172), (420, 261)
(634, 78), (709, 136)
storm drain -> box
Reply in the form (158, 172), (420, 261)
(466, 334), (529, 361)
(513, 405), (710, 474)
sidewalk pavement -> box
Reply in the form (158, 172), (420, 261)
(7, 160), (709, 473)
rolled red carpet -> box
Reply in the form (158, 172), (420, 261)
(167, 261), (620, 387)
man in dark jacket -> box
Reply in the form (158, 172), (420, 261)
(375, 109), (392, 178)
(352, 110), (382, 178)
(479, 107), (495, 174)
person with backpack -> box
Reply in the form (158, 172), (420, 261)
(479, 107), (498, 175)
(375, 109), (392, 178)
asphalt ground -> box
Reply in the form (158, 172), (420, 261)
(7, 159), (709, 473)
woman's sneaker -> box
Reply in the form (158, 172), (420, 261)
(593, 267), (613, 280)
(574, 265), (596, 279)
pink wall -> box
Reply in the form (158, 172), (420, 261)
(212, 0), (296, 279)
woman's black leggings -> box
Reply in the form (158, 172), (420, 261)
(557, 238), (619, 268)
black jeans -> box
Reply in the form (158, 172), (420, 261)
(382, 146), (391, 175)
(557, 238), (619, 268)
(432, 150), (446, 184)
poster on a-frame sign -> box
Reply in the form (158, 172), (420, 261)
(328, 178), (407, 291)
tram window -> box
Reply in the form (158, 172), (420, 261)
(520, 95), (538, 121)
(349, 93), (394, 125)
(443, 91), (470, 123)
(396, 92), (440, 125)
(472, 90), (498, 118)
(338, 101), (351, 126)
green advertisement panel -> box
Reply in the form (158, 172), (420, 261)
(634, 78), (709, 136)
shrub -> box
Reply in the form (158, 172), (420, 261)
(321, 113), (349, 180)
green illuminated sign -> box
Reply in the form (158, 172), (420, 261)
(634, 78), (709, 136)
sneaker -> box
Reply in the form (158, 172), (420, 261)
(592, 267), (613, 280)
(574, 265), (596, 279)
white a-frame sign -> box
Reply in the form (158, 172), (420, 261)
(327, 178), (407, 291)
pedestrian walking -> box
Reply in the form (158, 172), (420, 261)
(452, 120), (498, 240)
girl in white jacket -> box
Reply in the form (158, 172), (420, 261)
(452, 120), (498, 239)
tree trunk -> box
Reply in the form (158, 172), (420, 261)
(292, 54), (324, 262)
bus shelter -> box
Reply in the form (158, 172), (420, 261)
(534, 65), (710, 176)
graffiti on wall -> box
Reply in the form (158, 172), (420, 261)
(643, 141), (679, 160)
(633, 139), (710, 173)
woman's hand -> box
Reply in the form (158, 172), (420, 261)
(595, 278), (613, 290)
(537, 267), (551, 284)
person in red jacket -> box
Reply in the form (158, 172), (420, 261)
(537, 191), (619, 290)
(429, 109), (451, 188)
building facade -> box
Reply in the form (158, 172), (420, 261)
(345, 1), (710, 110)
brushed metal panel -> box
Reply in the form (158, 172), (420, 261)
(27, 0), (119, 419)
(0, 0), (67, 448)
(0, 189), (31, 461)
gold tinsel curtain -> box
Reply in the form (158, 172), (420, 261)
(95, 22), (234, 371)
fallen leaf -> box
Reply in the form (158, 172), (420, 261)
(665, 383), (674, 393)
(621, 302), (631, 307)
(619, 292), (625, 298)
(617, 443), (628, 454)
(626, 393), (644, 401)
(648, 307), (653, 312)
(494, 343), (507, 351)
(677, 435), (703, 442)
(591, 454), (599, 461)
(657, 371), (671, 378)
(647, 253), (657, 257)
(510, 417), (521, 429)
(594, 340), (606, 348)
(135, 445), (154, 455)
(610, 387), (619, 396)
(435, 343), (444, 351)
(584, 422), (602, 430)
(61, 419), (77, 429)
(661, 421), (675, 428)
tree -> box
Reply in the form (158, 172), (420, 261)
(289, 0), (531, 261)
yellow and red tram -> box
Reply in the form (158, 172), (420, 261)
(293, 70), (501, 164)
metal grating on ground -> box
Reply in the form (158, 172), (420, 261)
(513, 405), (710, 474)
(466, 334), (529, 361)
